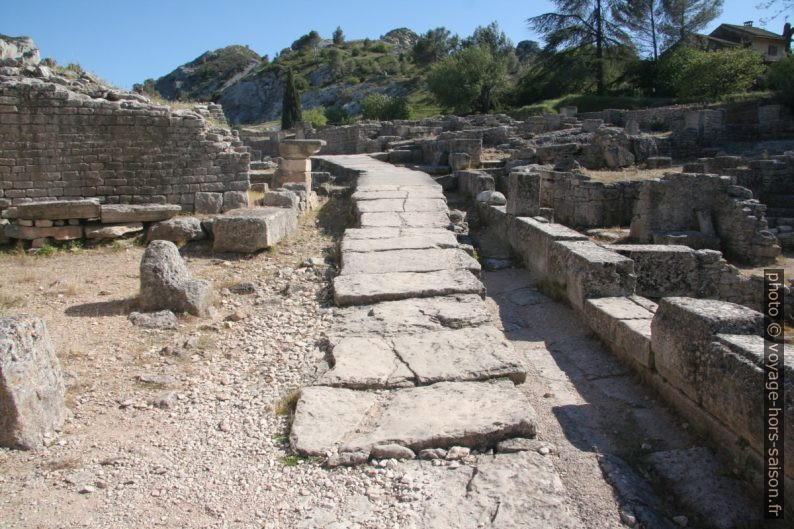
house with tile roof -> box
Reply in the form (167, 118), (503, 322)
(698, 21), (788, 62)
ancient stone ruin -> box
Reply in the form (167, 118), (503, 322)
(1, 34), (792, 528)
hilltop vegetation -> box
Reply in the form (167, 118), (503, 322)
(141, 2), (793, 126)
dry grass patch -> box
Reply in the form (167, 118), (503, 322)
(581, 165), (683, 183)
(0, 293), (25, 312)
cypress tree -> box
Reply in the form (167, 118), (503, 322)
(281, 69), (302, 130)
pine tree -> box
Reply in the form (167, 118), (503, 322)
(333, 26), (345, 45)
(612, 0), (665, 60)
(528, 0), (627, 95)
(281, 69), (302, 130)
(659, 0), (723, 47)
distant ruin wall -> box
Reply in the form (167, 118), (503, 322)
(0, 78), (250, 212)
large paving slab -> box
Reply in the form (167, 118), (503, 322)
(341, 232), (459, 253)
(333, 270), (486, 306)
(341, 248), (480, 276)
(352, 188), (446, 201)
(359, 211), (450, 228)
(331, 294), (493, 338)
(355, 198), (447, 214)
(416, 452), (581, 528)
(290, 380), (538, 457)
(321, 326), (526, 388)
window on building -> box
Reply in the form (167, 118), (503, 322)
(768, 45), (779, 56)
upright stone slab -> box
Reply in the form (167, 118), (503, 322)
(0, 316), (67, 449)
(139, 240), (213, 316)
(506, 169), (541, 217)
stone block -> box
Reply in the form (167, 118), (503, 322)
(509, 217), (587, 279)
(279, 158), (312, 174)
(100, 204), (181, 223)
(0, 315), (67, 449)
(278, 139), (326, 159)
(333, 270), (485, 306)
(221, 191), (249, 212)
(449, 152), (471, 171)
(139, 240), (213, 316)
(609, 244), (698, 298)
(212, 207), (298, 253)
(193, 192), (223, 215)
(5, 223), (82, 241)
(548, 241), (636, 310)
(84, 222), (143, 240)
(506, 169), (541, 217)
(650, 297), (763, 402)
(147, 217), (205, 243)
(263, 190), (300, 209)
(341, 248), (481, 277)
(12, 199), (99, 220)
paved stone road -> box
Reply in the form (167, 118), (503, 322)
(291, 155), (582, 527)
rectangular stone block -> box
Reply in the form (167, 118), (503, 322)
(506, 170), (541, 217)
(5, 223), (83, 241)
(509, 217), (587, 278)
(548, 240), (636, 310)
(280, 158), (312, 173)
(333, 270), (485, 306)
(100, 204), (181, 223)
(341, 248), (480, 277)
(610, 244), (698, 298)
(11, 199), (99, 220)
(650, 297), (763, 402)
(212, 207), (298, 253)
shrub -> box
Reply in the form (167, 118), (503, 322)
(302, 107), (327, 127)
(325, 105), (354, 125)
(361, 94), (412, 120)
(427, 45), (507, 114)
(371, 42), (389, 53)
(766, 55), (794, 106)
(658, 47), (765, 100)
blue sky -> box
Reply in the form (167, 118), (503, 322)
(2, 0), (788, 89)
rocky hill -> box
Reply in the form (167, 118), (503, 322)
(144, 28), (436, 125)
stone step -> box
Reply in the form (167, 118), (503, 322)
(340, 248), (480, 276)
(333, 269), (485, 306)
(330, 294), (493, 339)
(290, 379), (538, 458)
(341, 232), (459, 253)
(320, 326), (526, 389)
(359, 211), (450, 229)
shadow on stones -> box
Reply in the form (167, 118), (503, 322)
(64, 297), (138, 317)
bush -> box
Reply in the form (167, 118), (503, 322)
(427, 45), (507, 114)
(325, 105), (354, 125)
(658, 47), (765, 100)
(302, 107), (327, 127)
(361, 94), (412, 120)
(371, 42), (389, 53)
(766, 55), (794, 106)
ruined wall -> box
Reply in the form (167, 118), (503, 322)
(629, 172), (781, 264)
(0, 77), (250, 212)
(306, 123), (383, 154)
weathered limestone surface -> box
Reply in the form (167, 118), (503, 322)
(0, 315), (67, 449)
(341, 231), (458, 253)
(10, 199), (100, 220)
(212, 207), (298, 253)
(84, 222), (143, 240)
(341, 248), (480, 276)
(5, 224), (83, 241)
(139, 240), (213, 316)
(334, 270), (485, 306)
(291, 380), (537, 457)
(100, 204), (181, 223)
(416, 452), (580, 529)
(331, 294), (493, 338)
(650, 297), (763, 402)
(147, 217), (206, 243)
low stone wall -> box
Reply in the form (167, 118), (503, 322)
(508, 166), (640, 229)
(478, 203), (793, 508)
(0, 77), (250, 213)
(306, 123), (382, 154)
